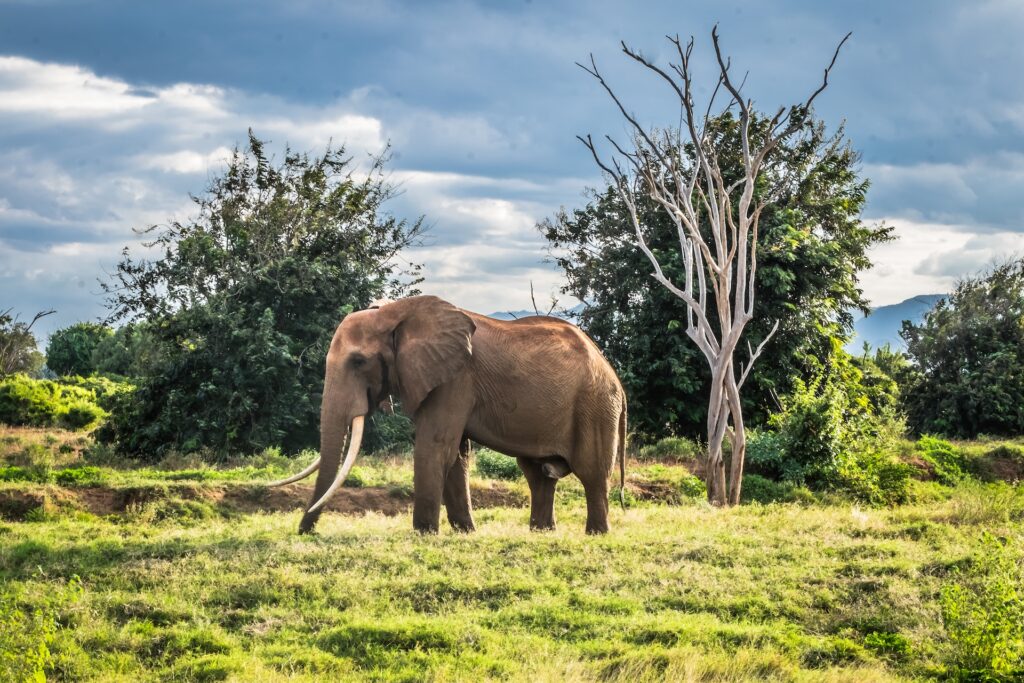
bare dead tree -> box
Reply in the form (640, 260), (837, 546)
(578, 27), (849, 505)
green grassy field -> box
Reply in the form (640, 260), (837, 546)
(1, 428), (1022, 681)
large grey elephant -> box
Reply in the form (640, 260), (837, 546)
(270, 295), (627, 534)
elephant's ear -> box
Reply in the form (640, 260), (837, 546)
(384, 296), (476, 415)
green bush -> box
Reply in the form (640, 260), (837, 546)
(0, 374), (65, 427)
(638, 437), (700, 462)
(0, 373), (116, 431)
(677, 473), (706, 498)
(475, 448), (521, 481)
(61, 400), (107, 430)
(940, 534), (1024, 680)
(0, 464), (52, 484)
(746, 348), (911, 505)
(54, 466), (105, 487)
(916, 436), (968, 485)
(741, 474), (795, 504)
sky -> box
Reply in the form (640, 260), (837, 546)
(2, 0), (1024, 340)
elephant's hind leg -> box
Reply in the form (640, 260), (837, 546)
(518, 457), (557, 530)
(572, 426), (613, 535)
(443, 438), (476, 532)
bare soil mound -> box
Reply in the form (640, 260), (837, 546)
(0, 481), (528, 522)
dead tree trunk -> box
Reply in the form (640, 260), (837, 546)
(579, 27), (849, 505)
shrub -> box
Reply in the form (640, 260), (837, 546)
(677, 473), (706, 498)
(61, 400), (107, 430)
(638, 437), (700, 462)
(475, 448), (521, 480)
(741, 474), (795, 504)
(0, 373), (116, 431)
(0, 374), (65, 426)
(940, 534), (1024, 680)
(916, 436), (968, 485)
(54, 466), (105, 487)
(746, 348), (911, 505)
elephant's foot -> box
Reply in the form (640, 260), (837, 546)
(297, 511), (321, 535)
(448, 518), (476, 533)
(413, 504), (441, 534)
(530, 519), (556, 532)
(585, 518), (609, 535)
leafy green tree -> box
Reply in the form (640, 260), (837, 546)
(901, 260), (1024, 437)
(0, 309), (51, 377)
(99, 131), (422, 457)
(543, 114), (891, 441)
(46, 322), (113, 376)
(90, 322), (161, 378)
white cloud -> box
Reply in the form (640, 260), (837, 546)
(861, 217), (1024, 305)
(0, 55), (578, 336)
(137, 146), (234, 174)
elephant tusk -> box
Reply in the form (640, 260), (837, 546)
(306, 415), (365, 514)
(266, 456), (321, 487)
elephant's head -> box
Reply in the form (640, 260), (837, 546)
(271, 296), (476, 528)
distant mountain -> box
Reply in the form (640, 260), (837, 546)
(488, 304), (585, 321)
(847, 294), (946, 353)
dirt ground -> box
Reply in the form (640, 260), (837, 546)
(0, 481), (528, 521)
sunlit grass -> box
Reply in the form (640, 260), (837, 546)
(3, 487), (1021, 681)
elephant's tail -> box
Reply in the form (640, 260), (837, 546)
(618, 400), (627, 511)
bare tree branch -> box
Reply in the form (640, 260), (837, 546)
(577, 27), (847, 505)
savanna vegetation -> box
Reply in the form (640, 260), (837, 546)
(0, 424), (1023, 682)
(2, 33), (1023, 683)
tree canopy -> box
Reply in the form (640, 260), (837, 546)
(99, 131), (422, 457)
(0, 309), (51, 377)
(46, 322), (113, 377)
(901, 260), (1024, 438)
(543, 114), (892, 440)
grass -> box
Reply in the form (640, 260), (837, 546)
(0, 426), (1022, 681)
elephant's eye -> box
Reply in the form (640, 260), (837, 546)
(350, 355), (367, 368)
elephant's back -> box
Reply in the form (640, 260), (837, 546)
(468, 312), (625, 407)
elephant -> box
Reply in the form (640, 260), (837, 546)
(269, 295), (627, 535)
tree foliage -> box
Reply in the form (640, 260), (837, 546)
(901, 260), (1024, 437)
(0, 309), (51, 377)
(90, 323), (162, 378)
(46, 322), (113, 376)
(543, 114), (891, 440)
(99, 131), (422, 457)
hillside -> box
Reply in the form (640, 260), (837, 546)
(847, 294), (945, 352)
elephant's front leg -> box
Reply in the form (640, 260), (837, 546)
(442, 438), (475, 532)
(412, 434), (451, 533)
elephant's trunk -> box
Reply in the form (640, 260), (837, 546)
(305, 415), (365, 514)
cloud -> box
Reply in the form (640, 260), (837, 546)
(864, 155), (1024, 230)
(861, 218), (1024, 305)
(5, 0), (1024, 337)
(0, 54), (584, 338)
(136, 147), (234, 174)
